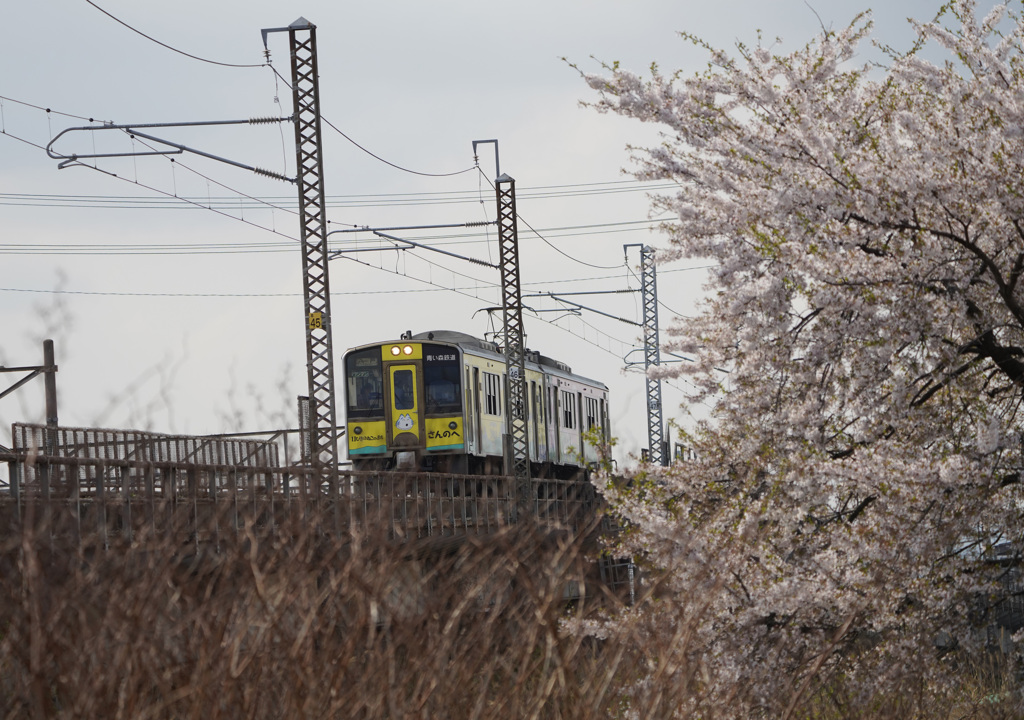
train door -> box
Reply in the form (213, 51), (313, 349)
(473, 367), (482, 455)
(386, 364), (423, 448)
(530, 380), (539, 460)
(464, 366), (475, 450)
(577, 391), (585, 460)
(553, 385), (562, 464)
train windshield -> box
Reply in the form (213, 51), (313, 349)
(423, 344), (461, 414)
(345, 348), (383, 419)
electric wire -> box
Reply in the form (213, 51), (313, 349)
(57, 155), (302, 245)
(0, 96), (302, 231)
(267, 65), (477, 179)
(476, 168), (625, 271)
(0, 221), (671, 255)
(1, 105), (699, 423)
(0, 96), (675, 367)
(84, 0), (266, 69)
(321, 113), (477, 178)
(96, 127), (305, 238)
(0, 128), (47, 152)
(0, 272), (663, 298)
(0, 88), (675, 205)
(339, 250), (637, 360)
(104, 125), (301, 221)
(0, 94), (109, 124)
(625, 262), (695, 319)
(0, 190), (679, 209)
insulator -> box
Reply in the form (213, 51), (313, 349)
(249, 116), (285, 125)
(253, 166), (293, 183)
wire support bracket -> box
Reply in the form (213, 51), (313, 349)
(46, 117), (296, 183)
(327, 227), (499, 269)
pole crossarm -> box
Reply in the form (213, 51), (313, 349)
(528, 292), (641, 327)
(0, 368), (44, 403)
(47, 118), (295, 182)
(495, 174), (531, 517)
(327, 229), (498, 269)
(0, 343), (58, 405)
(623, 348), (694, 367)
(327, 221), (495, 235)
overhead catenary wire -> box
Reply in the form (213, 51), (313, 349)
(476, 168), (626, 271)
(266, 65), (478, 179)
(0, 272), (658, 298)
(0, 95), (688, 368)
(0, 94), (110, 124)
(44, 151), (303, 245)
(84, 0), (266, 69)
(321, 113), (478, 179)
(0, 91), (677, 201)
(0, 98), (305, 235)
(0, 190), (679, 210)
(625, 262), (695, 320)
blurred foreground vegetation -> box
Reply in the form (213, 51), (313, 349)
(0, 508), (1017, 719)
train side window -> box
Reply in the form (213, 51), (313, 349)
(483, 372), (500, 415)
(562, 389), (576, 429)
(586, 396), (599, 430)
(345, 348), (383, 419)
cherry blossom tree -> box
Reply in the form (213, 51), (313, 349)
(585, 1), (1024, 715)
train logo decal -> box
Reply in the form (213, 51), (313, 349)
(429, 421), (461, 440)
(351, 432), (384, 442)
(395, 413), (414, 431)
(347, 419), (387, 455)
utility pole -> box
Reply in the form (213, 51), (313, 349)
(264, 18), (340, 495)
(496, 174), (531, 517)
(0, 340), (59, 508)
(626, 244), (667, 466)
(474, 139), (531, 516)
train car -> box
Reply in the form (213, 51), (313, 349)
(343, 330), (610, 476)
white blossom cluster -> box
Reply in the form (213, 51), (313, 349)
(586, 1), (1024, 714)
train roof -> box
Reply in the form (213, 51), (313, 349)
(410, 330), (498, 354)
(344, 331), (608, 391)
(412, 331), (608, 391)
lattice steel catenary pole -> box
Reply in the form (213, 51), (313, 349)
(639, 245), (667, 466)
(283, 19), (340, 495)
(495, 174), (531, 518)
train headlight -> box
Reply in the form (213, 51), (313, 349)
(390, 346), (401, 356)
(403, 345), (413, 355)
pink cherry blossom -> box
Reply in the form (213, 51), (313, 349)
(585, 1), (1024, 714)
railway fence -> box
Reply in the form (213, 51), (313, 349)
(0, 423), (609, 550)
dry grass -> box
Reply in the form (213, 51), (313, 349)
(0, 505), (1019, 719)
(0, 506), (637, 720)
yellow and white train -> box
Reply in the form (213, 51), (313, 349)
(343, 330), (610, 476)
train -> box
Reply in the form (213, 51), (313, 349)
(343, 330), (610, 476)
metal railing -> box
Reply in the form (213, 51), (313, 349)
(1, 445), (602, 548)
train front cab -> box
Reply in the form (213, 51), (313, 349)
(344, 341), (467, 472)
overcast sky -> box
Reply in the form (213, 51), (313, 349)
(0, 0), (980, 466)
